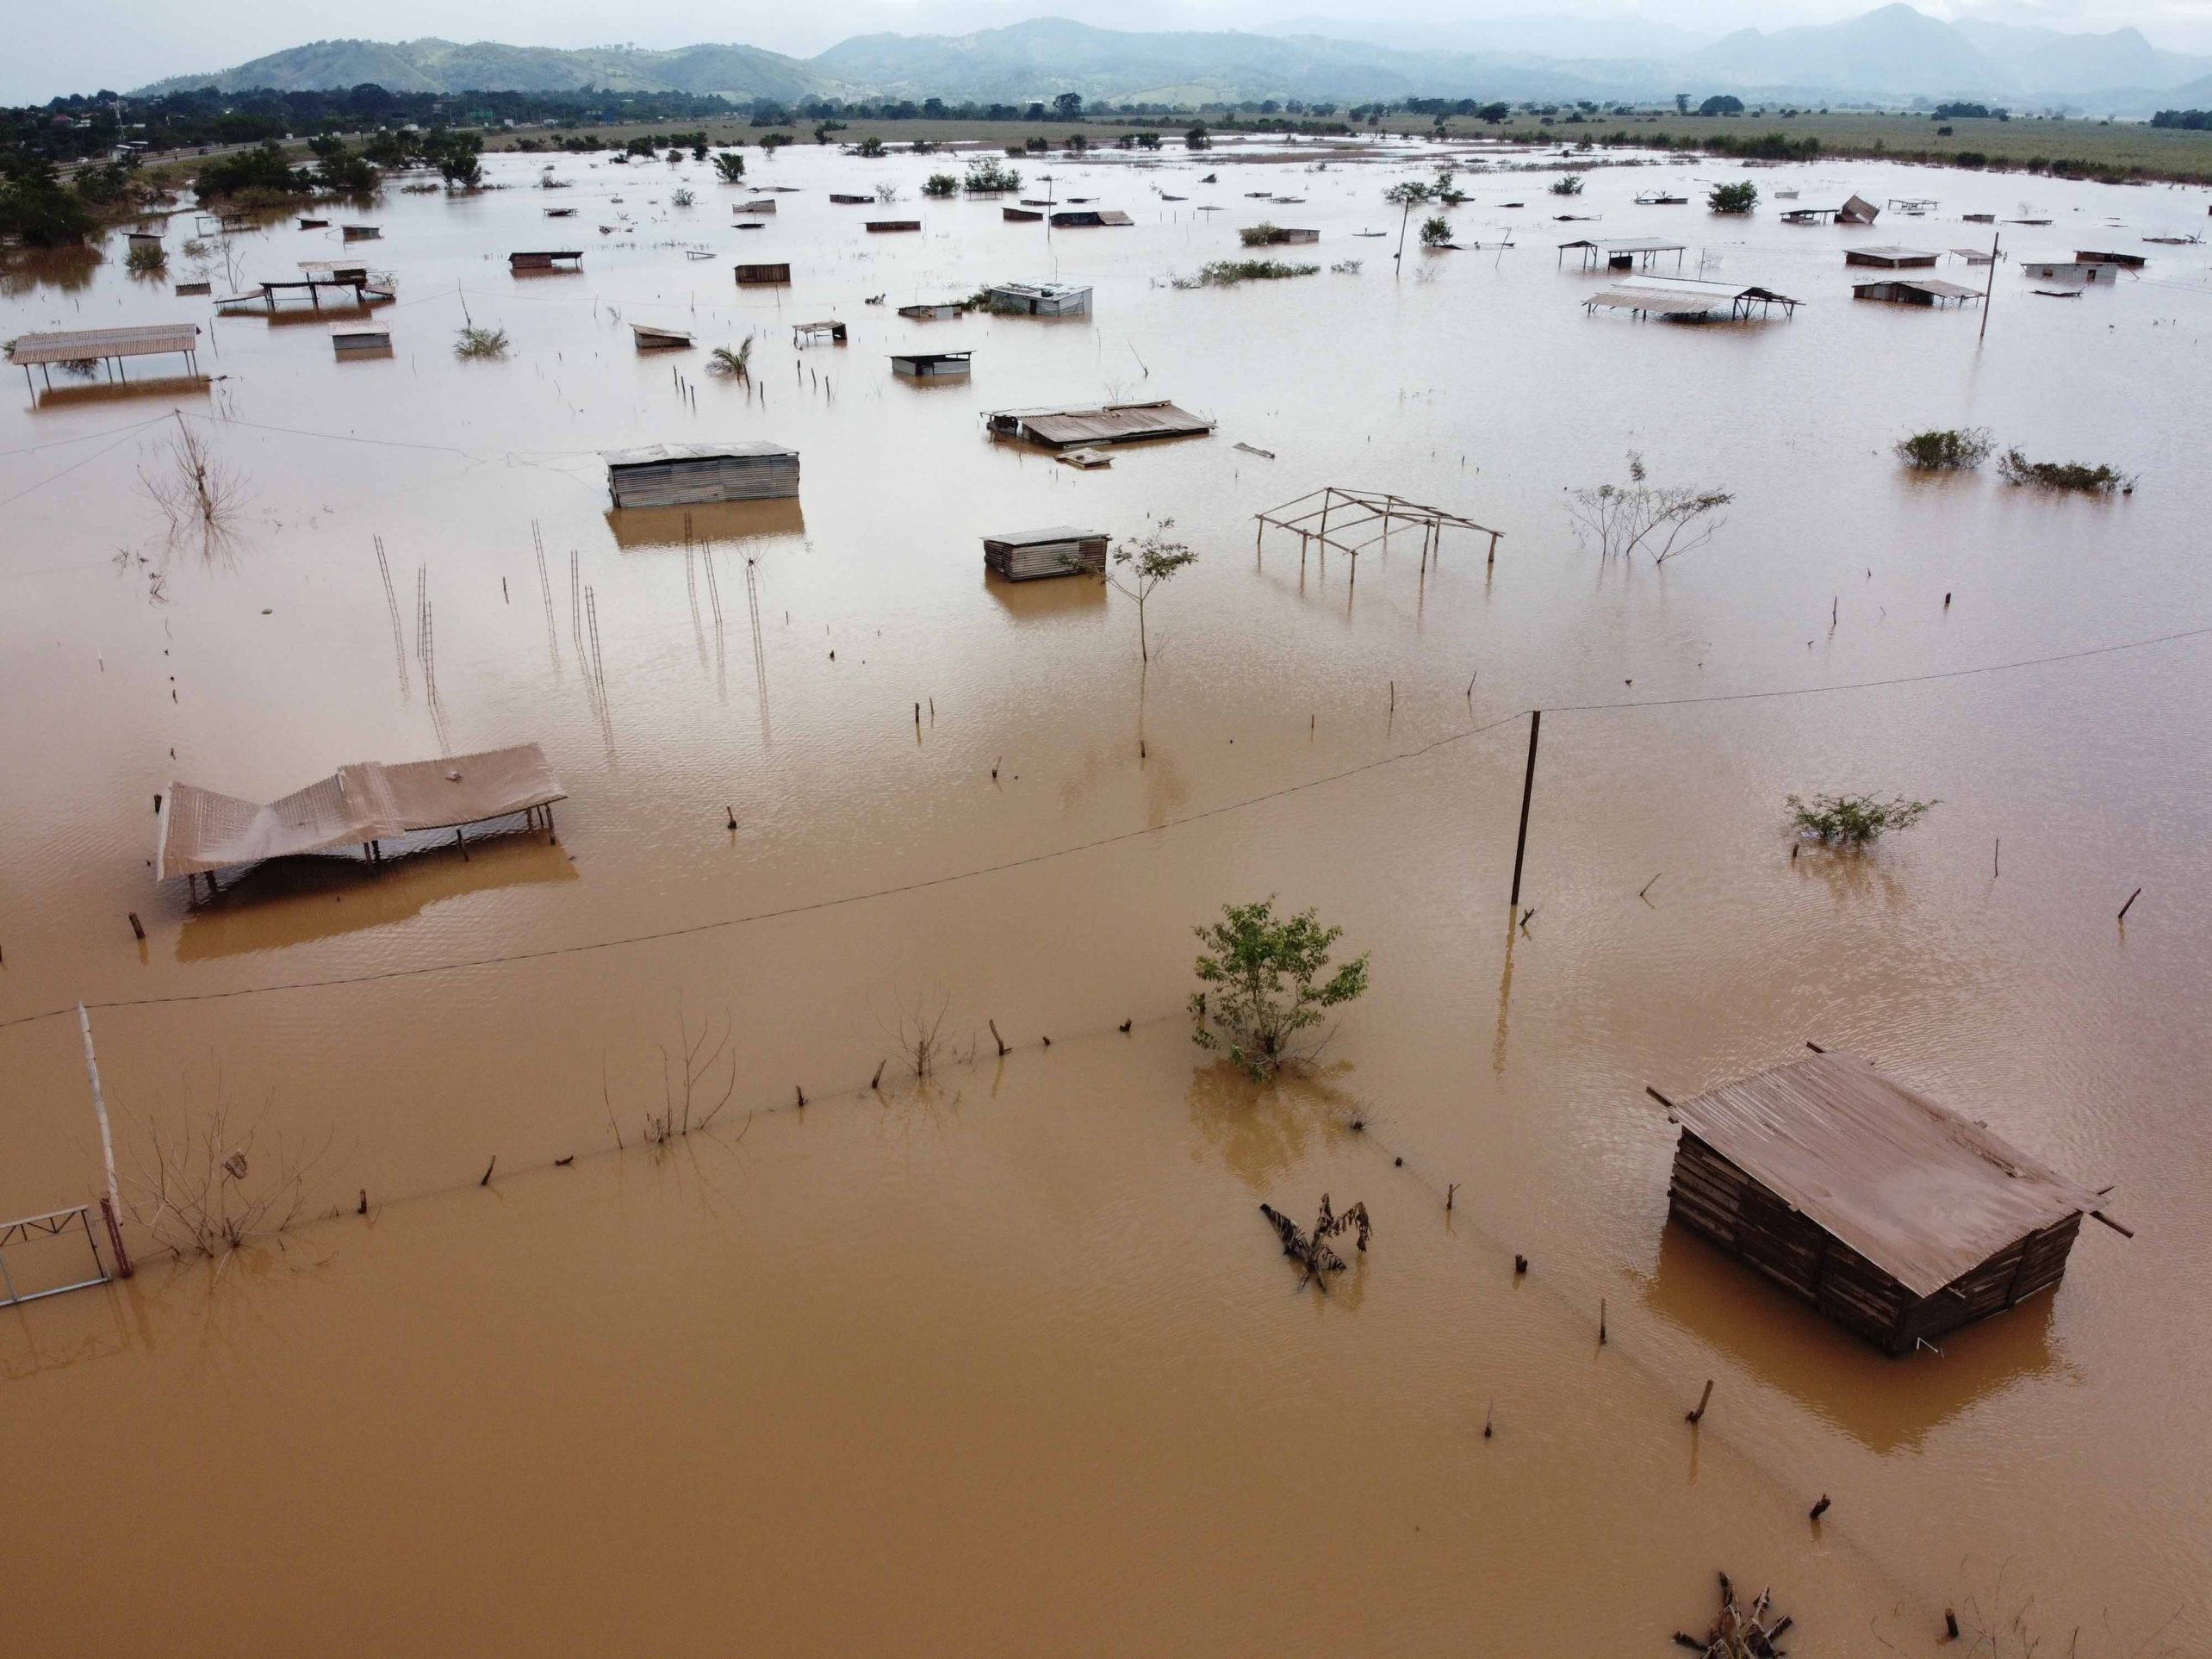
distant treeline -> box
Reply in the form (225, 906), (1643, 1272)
(2150, 109), (2212, 129)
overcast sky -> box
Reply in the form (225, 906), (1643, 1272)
(15, 0), (2212, 105)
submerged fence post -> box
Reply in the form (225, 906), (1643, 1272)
(1508, 710), (1541, 910)
(78, 1003), (131, 1278)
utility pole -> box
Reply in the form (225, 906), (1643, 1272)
(1979, 229), (1999, 343)
(1508, 710), (1542, 910)
(78, 1003), (132, 1278)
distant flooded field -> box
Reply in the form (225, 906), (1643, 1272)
(4, 137), (2210, 1651)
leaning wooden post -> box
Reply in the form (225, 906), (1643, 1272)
(78, 1003), (132, 1278)
(1508, 709), (1542, 910)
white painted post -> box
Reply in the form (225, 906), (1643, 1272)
(78, 1003), (131, 1277)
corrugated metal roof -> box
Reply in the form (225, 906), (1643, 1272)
(1584, 288), (1727, 315)
(603, 442), (798, 468)
(158, 744), (565, 879)
(984, 525), (1105, 546)
(7, 324), (199, 364)
(1855, 277), (1981, 300)
(1849, 245), (1941, 262)
(1002, 401), (1212, 446)
(1671, 1051), (2101, 1296)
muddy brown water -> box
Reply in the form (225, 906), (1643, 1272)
(3, 139), (2209, 1651)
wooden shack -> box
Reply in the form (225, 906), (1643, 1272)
(984, 526), (1109, 581)
(629, 322), (693, 350)
(1661, 1050), (2114, 1354)
(1844, 245), (1939, 268)
(867, 220), (922, 233)
(510, 250), (582, 270)
(341, 224), (382, 240)
(1837, 193), (1880, 225)
(1051, 208), (1134, 227)
(2073, 249), (2146, 269)
(298, 215), (330, 229)
(735, 263), (792, 287)
(898, 301), (965, 320)
(1247, 226), (1320, 245)
(891, 350), (971, 378)
(829, 193), (872, 204)
(1003, 207), (1043, 222)
(1853, 277), (1983, 307)
(604, 442), (799, 508)
(982, 281), (1090, 316)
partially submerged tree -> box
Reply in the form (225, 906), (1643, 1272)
(922, 171), (959, 197)
(711, 151), (747, 182)
(1567, 452), (1735, 562)
(1190, 898), (1370, 1080)
(1420, 214), (1454, 247)
(1549, 172), (1586, 196)
(1708, 179), (1759, 213)
(454, 324), (510, 359)
(1103, 520), (1196, 662)
(1895, 426), (1992, 470)
(1786, 792), (1936, 848)
(1995, 449), (2135, 494)
(705, 334), (755, 381)
(962, 157), (1022, 193)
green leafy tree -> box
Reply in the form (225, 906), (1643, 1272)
(1549, 172), (1585, 196)
(1190, 899), (1370, 1080)
(1053, 91), (1084, 120)
(0, 158), (94, 245)
(1184, 122), (1211, 149)
(712, 151), (746, 182)
(1707, 179), (1759, 213)
(922, 171), (959, 196)
(1102, 521), (1196, 662)
(1420, 214), (1453, 247)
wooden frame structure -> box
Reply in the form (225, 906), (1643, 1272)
(1254, 486), (1502, 582)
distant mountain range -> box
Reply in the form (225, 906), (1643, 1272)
(133, 6), (2212, 116)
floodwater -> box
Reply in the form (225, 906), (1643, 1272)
(4, 136), (2211, 1651)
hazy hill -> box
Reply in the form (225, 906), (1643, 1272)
(131, 8), (2212, 114)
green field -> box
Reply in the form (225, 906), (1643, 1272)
(1456, 110), (2212, 186)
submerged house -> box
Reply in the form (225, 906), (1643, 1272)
(983, 526), (1109, 581)
(867, 220), (922, 233)
(985, 399), (1213, 449)
(330, 322), (392, 356)
(1843, 245), (1939, 268)
(603, 442), (799, 507)
(898, 300), (966, 320)
(1050, 208), (1133, 227)
(1660, 1049), (2119, 1354)
(2022, 260), (2115, 283)
(2073, 249), (2146, 269)
(982, 281), (1091, 316)
(1853, 277), (1983, 307)
(1246, 226), (1320, 245)
(509, 250), (583, 271)
(1837, 193), (1880, 224)
(734, 263), (792, 287)
(891, 351), (971, 378)
(1558, 236), (1687, 271)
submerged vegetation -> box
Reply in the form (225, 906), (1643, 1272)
(454, 324), (511, 360)
(1420, 215), (1454, 247)
(1786, 792), (1936, 848)
(1171, 258), (1320, 288)
(1259, 1193), (1372, 1293)
(922, 171), (959, 196)
(1895, 426), (1994, 470)
(1190, 899), (1370, 1080)
(962, 157), (1022, 193)
(1548, 173), (1585, 196)
(1707, 180), (1760, 214)
(1996, 449), (2135, 494)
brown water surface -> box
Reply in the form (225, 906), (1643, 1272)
(4, 138), (2210, 1651)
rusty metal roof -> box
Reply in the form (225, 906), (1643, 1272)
(6, 324), (199, 364)
(997, 401), (1213, 446)
(1670, 1051), (2103, 1296)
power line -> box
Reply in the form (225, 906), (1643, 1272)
(3, 612), (2206, 1036)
